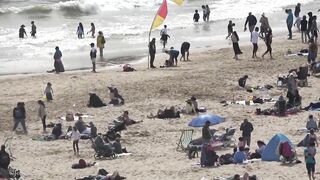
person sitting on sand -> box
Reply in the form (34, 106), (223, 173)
(117, 111), (142, 126)
(112, 138), (128, 154)
(184, 96), (201, 114)
(148, 106), (180, 119)
(238, 137), (245, 148)
(88, 92), (106, 108)
(108, 86), (125, 105)
(233, 146), (247, 164)
(52, 123), (62, 139)
(274, 96), (287, 116)
(238, 75), (248, 88)
(307, 115), (318, 131)
(89, 122), (97, 138)
(94, 134), (114, 153)
(250, 140), (266, 159)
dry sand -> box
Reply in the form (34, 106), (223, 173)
(0, 34), (320, 180)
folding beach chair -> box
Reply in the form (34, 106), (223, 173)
(176, 129), (194, 151)
(4, 136), (13, 158)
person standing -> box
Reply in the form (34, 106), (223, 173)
(240, 119), (254, 147)
(301, 15), (308, 43)
(149, 38), (156, 68)
(71, 126), (80, 156)
(311, 16), (319, 42)
(308, 39), (318, 64)
(294, 16), (302, 32)
(231, 31), (242, 60)
(262, 28), (273, 59)
(87, 23), (95, 38)
(304, 142), (316, 180)
(30, 21), (36, 37)
(160, 25), (170, 48)
(201, 121), (211, 167)
(97, 31), (106, 58)
(19, 25), (27, 38)
(294, 3), (301, 18)
(226, 20), (235, 39)
(244, 12), (257, 33)
(202, 5), (207, 22)
(53, 46), (65, 73)
(77, 22), (84, 39)
(193, 10), (200, 22)
(90, 43), (97, 72)
(205, 5), (210, 21)
(12, 102), (27, 134)
(44, 82), (53, 101)
(37, 100), (47, 133)
(307, 12), (313, 40)
(251, 27), (259, 59)
(180, 42), (190, 61)
(286, 9), (294, 40)
(259, 13), (270, 38)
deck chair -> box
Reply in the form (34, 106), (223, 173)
(176, 129), (194, 151)
(220, 128), (236, 148)
(4, 136), (13, 158)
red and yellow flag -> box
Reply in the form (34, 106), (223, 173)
(172, 0), (184, 6)
(151, 0), (168, 30)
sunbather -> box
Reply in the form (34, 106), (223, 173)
(148, 106), (180, 119)
(52, 123), (62, 139)
(117, 111), (142, 126)
(108, 86), (125, 105)
(71, 159), (96, 169)
(307, 115), (318, 130)
(303, 102), (320, 111)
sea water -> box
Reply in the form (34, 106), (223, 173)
(0, 0), (316, 75)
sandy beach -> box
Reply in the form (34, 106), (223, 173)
(1, 30), (320, 180)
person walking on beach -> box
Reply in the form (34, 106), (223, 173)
(286, 9), (294, 40)
(30, 21), (36, 37)
(205, 5), (210, 21)
(37, 100), (47, 133)
(12, 102), (27, 134)
(180, 42), (190, 61)
(87, 23), (95, 38)
(77, 22), (84, 39)
(301, 15), (308, 43)
(90, 43), (97, 72)
(244, 12), (257, 33)
(231, 31), (242, 60)
(226, 20), (235, 39)
(307, 12), (314, 40)
(202, 5), (207, 22)
(71, 126), (80, 156)
(240, 119), (254, 147)
(53, 46), (65, 73)
(160, 25), (170, 48)
(193, 10), (200, 22)
(311, 16), (319, 42)
(97, 31), (106, 58)
(294, 3), (301, 18)
(44, 82), (53, 101)
(19, 25), (27, 38)
(251, 27), (259, 59)
(262, 28), (274, 59)
(149, 38), (156, 68)
(259, 13), (270, 38)
(304, 142), (316, 180)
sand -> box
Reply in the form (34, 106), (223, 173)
(0, 34), (319, 180)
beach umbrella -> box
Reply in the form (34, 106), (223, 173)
(188, 114), (225, 127)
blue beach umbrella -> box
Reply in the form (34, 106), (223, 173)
(188, 114), (225, 127)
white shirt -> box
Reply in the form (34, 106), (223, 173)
(71, 130), (81, 141)
(251, 31), (259, 44)
(160, 28), (167, 36)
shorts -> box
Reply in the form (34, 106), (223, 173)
(306, 163), (315, 174)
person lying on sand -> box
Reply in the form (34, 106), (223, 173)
(117, 111), (142, 126)
(147, 106), (180, 119)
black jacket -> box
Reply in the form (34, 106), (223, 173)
(240, 122), (254, 137)
(245, 15), (257, 27)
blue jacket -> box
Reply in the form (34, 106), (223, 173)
(233, 151), (246, 163)
(287, 12), (293, 26)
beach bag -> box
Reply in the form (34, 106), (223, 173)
(66, 112), (74, 121)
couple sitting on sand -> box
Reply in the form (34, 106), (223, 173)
(87, 86), (125, 108)
(148, 106), (180, 119)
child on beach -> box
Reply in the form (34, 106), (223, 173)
(44, 82), (53, 101)
(71, 126), (81, 156)
(226, 20), (235, 39)
(37, 100), (47, 133)
(193, 10), (200, 22)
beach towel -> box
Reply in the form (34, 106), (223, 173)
(59, 114), (94, 121)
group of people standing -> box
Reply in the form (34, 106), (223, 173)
(193, 5), (210, 22)
(76, 22), (96, 39)
(19, 21), (36, 38)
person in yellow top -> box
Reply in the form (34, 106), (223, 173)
(96, 31), (106, 58)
